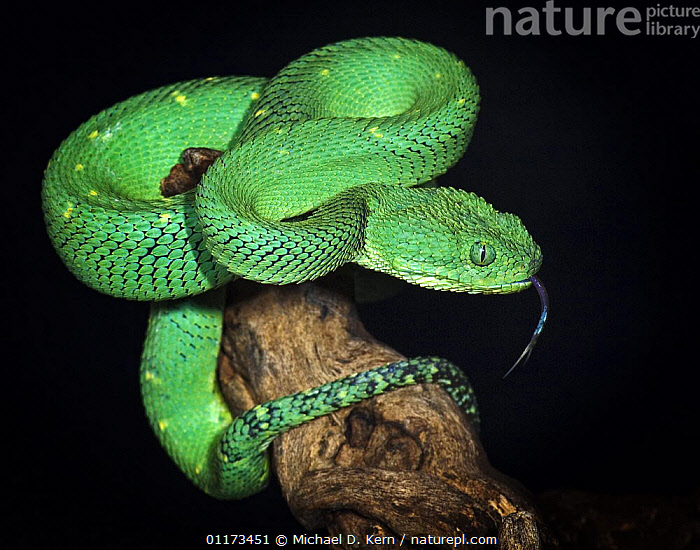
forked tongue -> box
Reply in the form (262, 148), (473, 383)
(502, 275), (548, 379)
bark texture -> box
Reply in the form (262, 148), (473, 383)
(218, 275), (554, 549)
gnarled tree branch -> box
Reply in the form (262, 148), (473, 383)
(218, 276), (554, 549)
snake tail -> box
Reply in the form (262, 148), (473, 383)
(216, 356), (479, 499)
(140, 288), (478, 499)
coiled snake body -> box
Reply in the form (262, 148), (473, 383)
(42, 37), (543, 499)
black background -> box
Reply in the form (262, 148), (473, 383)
(9, 1), (699, 547)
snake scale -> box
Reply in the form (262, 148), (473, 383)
(42, 37), (545, 499)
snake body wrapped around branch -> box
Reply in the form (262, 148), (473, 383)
(42, 37), (545, 499)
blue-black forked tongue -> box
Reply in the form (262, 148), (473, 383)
(503, 275), (548, 379)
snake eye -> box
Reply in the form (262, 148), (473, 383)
(469, 242), (495, 266)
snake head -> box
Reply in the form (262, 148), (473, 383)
(357, 185), (542, 294)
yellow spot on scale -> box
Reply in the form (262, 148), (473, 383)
(174, 94), (187, 106)
(392, 53), (401, 59)
(320, 69), (330, 76)
(88, 130), (99, 139)
(195, 464), (203, 475)
(458, 98), (466, 104)
(279, 149), (290, 155)
(75, 163), (84, 171)
(158, 420), (168, 431)
(254, 109), (266, 117)
(251, 91), (260, 100)
(159, 213), (171, 220)
(143, 371), (155, 381)
(205, 76), (215, 81)
(88, 190), (98, 196)
(369, 126), (384, 139)
(435, 72), (441, 79)
(63, 207), (73, 219)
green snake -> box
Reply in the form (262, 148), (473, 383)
(42, 37), (545, 499)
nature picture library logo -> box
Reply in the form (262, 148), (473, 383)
(486, 2), (700, 38)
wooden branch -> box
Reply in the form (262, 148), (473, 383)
(218, 274), (556, 549)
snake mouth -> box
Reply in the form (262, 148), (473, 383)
(402, 272), (534, 294)
(473, 254), (543, 295)
(471, 278), (533, 295)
